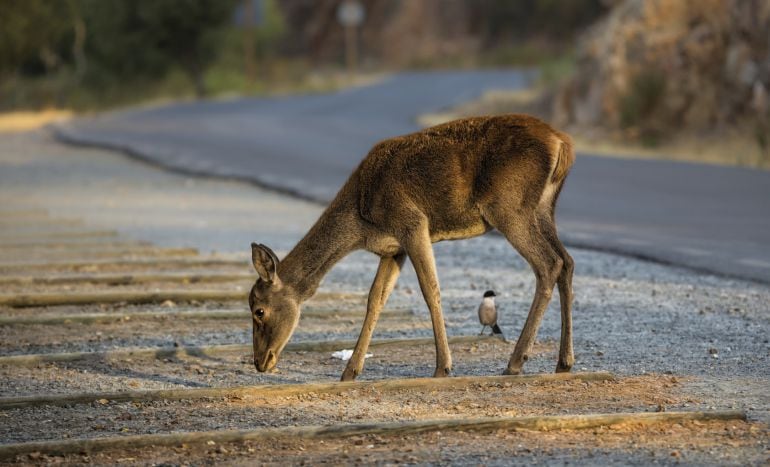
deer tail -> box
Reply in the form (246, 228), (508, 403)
(550, 133), (575, 185)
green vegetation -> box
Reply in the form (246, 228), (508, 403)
(619, 70), (668, 146)
(536, 52), (576, 87)
(0, 0), (602, 113)
(81, 0), (238, 97)
(0, 0), (289, 111)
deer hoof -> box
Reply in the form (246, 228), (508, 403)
(555, 362), (573, 373)
(340, 368), (358, 382)
(433, 367), (452, 378)
(503, 367), (521, 376)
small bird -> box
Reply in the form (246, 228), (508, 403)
(478, 290), (504, 338)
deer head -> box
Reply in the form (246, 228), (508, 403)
(249, 243), (300, 372)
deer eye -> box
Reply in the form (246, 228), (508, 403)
(254, 308), (265, 319)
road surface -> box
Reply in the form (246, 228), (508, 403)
(56, 70), (770, 283)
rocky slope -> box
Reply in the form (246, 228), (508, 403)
(553, 0), (769, 149)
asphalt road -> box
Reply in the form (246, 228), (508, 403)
(56, 70), (770, 283)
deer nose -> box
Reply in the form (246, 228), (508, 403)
(254, 350), (275, 372)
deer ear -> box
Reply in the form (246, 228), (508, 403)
(251, 243), (279, 283)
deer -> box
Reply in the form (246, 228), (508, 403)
(249, 114), (575, 381)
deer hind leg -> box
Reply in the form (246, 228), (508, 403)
(538, 211), (575, 373)
(342, 253), (405, 381)
(491, 214), (562, 375)
(403, 223), (452, 377)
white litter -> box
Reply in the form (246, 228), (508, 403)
(331, 349), (372, 361)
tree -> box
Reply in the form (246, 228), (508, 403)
(0, 0), (74, 78)
(81, 0), (238, 96)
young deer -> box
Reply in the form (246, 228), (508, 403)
(249, 114), (575, 380)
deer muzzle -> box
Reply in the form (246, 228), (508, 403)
(254, 349), (276, 372)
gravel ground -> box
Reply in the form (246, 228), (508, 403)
(47, 420), (762, 466)
(0, 130), (768, 464)
(0, 278), (251, 294)
(0, 338), (529, 397)
(0, 308), (428, 357)
(0, 373), (683, 444)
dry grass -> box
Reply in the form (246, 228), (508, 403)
(0, 109), (72, 133)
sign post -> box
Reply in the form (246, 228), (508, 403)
(337, 1), (365, 77)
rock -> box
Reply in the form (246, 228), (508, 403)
(556, 0), (770, 141)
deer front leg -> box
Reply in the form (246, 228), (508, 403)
(404, 227), (452, 378)
(342, 253), (405, 381)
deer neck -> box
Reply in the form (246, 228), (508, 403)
(279, 197), (363, 302)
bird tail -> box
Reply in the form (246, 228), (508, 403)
(491, 324), (504, 336)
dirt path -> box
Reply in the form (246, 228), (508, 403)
(0, 131), (768, 464)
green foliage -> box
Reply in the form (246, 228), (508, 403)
(538, 53), (576, 87)
(0, 0), (595, 111)
(0, 0), (240, 108)
(756, 120), (769, 160)
(208, 0), (286, 93)
(620, 69), (667, 145)
(0, 0), (295, 109)
(252, 0), (285, 60)
(81, 0), (238, 96)
(79, 1), (168, 81)
(0, 0), (75, 76)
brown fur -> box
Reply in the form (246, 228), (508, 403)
(249, 114), (575, 379)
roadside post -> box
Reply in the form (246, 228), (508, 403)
(337, 0), (365, 78)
